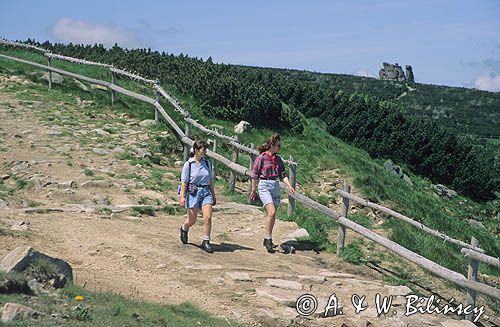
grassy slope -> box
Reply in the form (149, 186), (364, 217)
(0, 47), (498, 308)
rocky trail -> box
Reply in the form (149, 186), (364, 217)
(0, 74), (488, 326)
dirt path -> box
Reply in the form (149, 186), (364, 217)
(0, 75), (492, 326)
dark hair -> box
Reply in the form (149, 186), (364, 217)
(257, 133), (281, 154)
(189, 139), (208, 157)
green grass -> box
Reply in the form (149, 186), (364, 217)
(0, 276), (236, 326)
(83, 168), (94, 177)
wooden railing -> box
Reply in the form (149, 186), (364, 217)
(0, 41), (498, 322)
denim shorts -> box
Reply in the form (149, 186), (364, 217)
(186, 186), (213, 209)
(258, 180), (280, 207)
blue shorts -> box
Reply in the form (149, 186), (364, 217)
(186, 186), (213, 209)
(258, 180), (280, 207)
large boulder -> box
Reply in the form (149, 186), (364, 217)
(379, 62), (406, 81)
(406, 65), (415, 82)
(383, 160), (412, 185)
(1, 303), (42, 323)
(234, 121), (251, 134)
(0, 247), (73, 283)
(431, 184), (457, 199)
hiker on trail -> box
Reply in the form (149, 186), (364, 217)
(179, 139), (217, 253)
(250, 133), (295, 253)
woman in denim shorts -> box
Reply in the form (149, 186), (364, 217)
(179, 139), (217, 253)
(250, 133), (295, 253)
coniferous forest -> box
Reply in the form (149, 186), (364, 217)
(17, 40), (500, 201)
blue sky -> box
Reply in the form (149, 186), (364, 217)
(1, 0), (500, 91)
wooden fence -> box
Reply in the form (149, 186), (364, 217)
(0, 41), (498, 322)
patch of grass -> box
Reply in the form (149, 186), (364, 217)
(340, 238), (365, 265)
(83, 168), (94, 177)
(131, 206), (156, 217)
(160, 205), (184, 215)
(24, 258), (59, 284)
(14, 177), (29, 190)
(349, 213), (373, 229)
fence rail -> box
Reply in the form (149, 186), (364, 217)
(1, 44), (498, 323)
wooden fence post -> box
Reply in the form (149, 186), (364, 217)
(111, 70), (116, 106)
(287, 157), (297, 217)
(155, 85), (160, 124)
(229, 137), (240, 192)
(465, 237), (480, 321)
(337, 179), (350, 256)
(212, 130), (218, 179)
(183, 118), (191, 162)
(47, 56), (52, 90)
(247, 143), (255, 203)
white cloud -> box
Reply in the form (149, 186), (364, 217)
(50, 17), (145, 48)
(474, 74), (500, 92)
(355, 70), (377, 78)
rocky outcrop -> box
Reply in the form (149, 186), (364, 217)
(379, 63), (406, 81)
(234, 121), (251, 134)
(406, 65), (415, 82)
(0, 247), (73, 283)
(379, 62), (415, 82)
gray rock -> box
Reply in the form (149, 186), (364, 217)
(384, 160), (412, 185)
(1, 302), (41, 322)
(10, 221), (30, 232)
(255, 287), (299, 307)
(226, 272), (252, 282)
(383, 285), (412, 296)
(132, 147), (151, 158)
(185, 264), (223, 270)
(431, 184), (457, 199)
(43, 72), (63, 84)
(1, 174), (10, 180)
(93, 128), (110, 136)
(92, 148), (110, 155)
(297, 275), (326, 284)
(286, 228), (309, 240)
(27, 279), (48, 295)
(265, 279), (302, 290)
(0, 199), (9, 208)
(81, 180), (114, 188)
(174, 160), (183, 166)
(379, 62), (406, 81)
(11, 161), (29, 172)
(0, 247), (73, 282)
(234, 121), (251, 134)
(406, 65), (415, 82)
(46, 130), (62, 136)
(468, 219), (486, 230)
(139, 119), (157, 127)
(318, 271), (357, 279)
(59, 180), (77, 189)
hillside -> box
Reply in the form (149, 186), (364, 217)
(15, 41), (497, 201)
(0, 47), (499, 325)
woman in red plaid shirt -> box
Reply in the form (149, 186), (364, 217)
(250, 133), (295, 253)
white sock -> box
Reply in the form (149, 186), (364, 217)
(181, 224), (189, 232)
(202, 235), (210, 241)
(264, 234), (272, 240)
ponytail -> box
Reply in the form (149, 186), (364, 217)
(258, 133), (281, 154)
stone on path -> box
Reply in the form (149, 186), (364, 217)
(226, 272), (252, 282)
(265, 279), (303, 291)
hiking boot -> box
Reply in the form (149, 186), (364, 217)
(201, 240), (214, 253)
(263, 238), (276, 253)
(180, 226), (188, 244)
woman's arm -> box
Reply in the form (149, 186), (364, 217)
(180, 182), (187, 207)
(210, 181), (217, 206)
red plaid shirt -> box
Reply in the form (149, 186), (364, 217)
(252, 151), (287, 180)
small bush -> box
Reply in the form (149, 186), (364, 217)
(25, 258), (59, 283)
